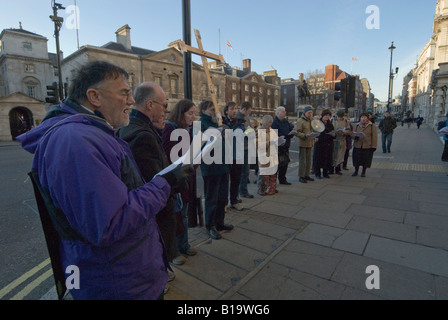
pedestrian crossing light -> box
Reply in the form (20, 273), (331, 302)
(46, 82), (59, 105)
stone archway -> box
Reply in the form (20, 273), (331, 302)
(9, 107), (34, 140)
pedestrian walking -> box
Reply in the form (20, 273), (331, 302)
(416, 116), (423, 129)
(161, 99), (199, 262)
(18, 61), (192, 300)
(378, 111), (397, 153)
(313, 109), (335, 179)
(272, 106), (296, 185)
(441, 114), (448, 164)
(352, 113), (378, 177)
(294, 106), (315, 183)
(199, 100), (233, 240)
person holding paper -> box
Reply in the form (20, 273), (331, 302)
(199, 100), (232, 240)
(258, 115), (279, 195)
(272, 106), (295, 185)
(351, 113), (378, 177)
(313, 109), (335, 179)
(162, 99), (198, 262)
(295, 106), (316, 183)
(118, 82), (183, 267)
(332, 110), (351, 175)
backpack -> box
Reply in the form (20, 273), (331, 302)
(438, 120), (447, 131)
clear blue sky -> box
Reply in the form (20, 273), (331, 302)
(1, 0), (437, 101)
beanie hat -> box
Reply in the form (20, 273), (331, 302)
(304, 106), (313, 113)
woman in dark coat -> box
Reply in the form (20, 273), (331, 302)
(313, 109), (335, 179)
(162, 99), (198, 262)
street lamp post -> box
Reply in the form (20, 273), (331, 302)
(50, 1), (65, 101)
(387, 42), (399, 112)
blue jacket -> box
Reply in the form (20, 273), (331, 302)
(445, 119), (448, 141)
(17, 99), (171, 300)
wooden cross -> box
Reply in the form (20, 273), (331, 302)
(175, 29), (225, 125)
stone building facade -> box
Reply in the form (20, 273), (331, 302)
(0, 27), (57, 140)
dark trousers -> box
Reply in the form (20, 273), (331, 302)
(443, 140), (448, 162)
(203, 173), (229, 230)
(229, 163), (243, 205)
(343, 149), (350, 168)
(277, 149), (290, 183)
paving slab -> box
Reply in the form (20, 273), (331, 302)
(364, 236), (448, 278)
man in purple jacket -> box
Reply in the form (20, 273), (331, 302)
(17, 61), (192, 300)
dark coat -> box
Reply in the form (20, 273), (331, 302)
(314, 120), (335, 169)
(118, 109), (178, 261)
(272, 116), (294, 150)
(199, 113), (230, 177)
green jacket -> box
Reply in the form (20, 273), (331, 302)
(295, 115), (315, 148)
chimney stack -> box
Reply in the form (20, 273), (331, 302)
(116, 25), (132, 51)
(243, 59), (251, 73)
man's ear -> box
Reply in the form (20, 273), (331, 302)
(86, 88), (101, 108)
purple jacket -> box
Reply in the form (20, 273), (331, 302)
(17, 100), (171, 300)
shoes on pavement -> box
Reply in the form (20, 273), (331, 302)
(257, 190), (267, 196)
(167, 270), (175, 282)
(305, 176), (314, 181)
(171, 255), (187, 265)
(352, 172), (358, 177)
(216, 224), (234, 231)
(361, 173), (366, 178)
(208, 227), (222, 240)
(230, 203), (244, 211)
(183, 247), (197, 256)
(323, 175), (330, 179)
(241, 193), (254, 199)
(336, 171), (343, 176)
(279, 181), (292, 185)
(314, 175), (322, 180)
(342, 167), (349, 171)
(299, 177), (308, 183)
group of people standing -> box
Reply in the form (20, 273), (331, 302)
(295, 107), (378, 181)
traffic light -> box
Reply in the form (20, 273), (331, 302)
(46, 82), (59, 105)
(334, 82), (342, 101)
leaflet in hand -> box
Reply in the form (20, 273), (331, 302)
(309, 132), (321, 138)
(353, 131), (365, 138)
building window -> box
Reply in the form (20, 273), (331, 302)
(252, 86), (257, 93)
(23, 42), (32, 51)
(170, 77), (178, 94)
(232, 94), (237, 103)
(0, 40), (3, 52)
(232, 82), (237, 90)
(245, 84), (249, 92)
(154, 76), (162, 86)
(267, 89), (271, 96)
(25, 64), (35, 73)
(27, 86), (35, 98)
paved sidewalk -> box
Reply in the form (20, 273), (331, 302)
(165, 124), (448, 300)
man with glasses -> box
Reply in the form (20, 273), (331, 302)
(118, 82), (184, 270)
(17, 61), (192, 300)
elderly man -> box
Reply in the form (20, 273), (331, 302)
(272, 106), (296, 185)
(118, 81), (187, 267)
(17, 61), (191, 300)
(295, 106), (315, 183)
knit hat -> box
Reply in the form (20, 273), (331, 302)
(304, 106), (313, 113)
(336, 110), (345, 117)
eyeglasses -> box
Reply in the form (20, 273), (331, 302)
(95, 88), (134, 101)
(151, 100), (168, 109)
